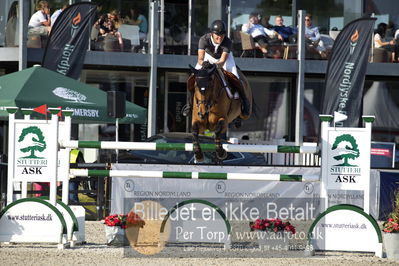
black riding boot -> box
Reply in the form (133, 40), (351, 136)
(182, 89), (193, 117)
(237, 79), (250, 116)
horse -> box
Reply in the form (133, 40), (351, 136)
(188, 63), (252, 162)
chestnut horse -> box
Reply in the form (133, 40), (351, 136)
(188, 63), (252, 162)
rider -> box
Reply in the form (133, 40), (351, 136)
(182, 20), (250, 117)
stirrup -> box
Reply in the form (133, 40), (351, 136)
(181, 104), (191, 117)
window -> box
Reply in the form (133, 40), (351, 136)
(364, 80), (399, 143)
(297, 0), (362, 33)
(229, 75), (292, 141)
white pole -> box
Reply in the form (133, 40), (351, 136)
(115, 118), (119, 162)
(18, 0), (28, 70)
(363, 116), (374, 214)
(188, 0), (192, 55)
(147, 0), (158, 138)
(7, 109), (17, 204)
(320, 115), (333, 211)
(61, 112), (73, 204)
(48, 109), (60, 205)
(295, 10), (306, 164)
(160, 0), (164, 54)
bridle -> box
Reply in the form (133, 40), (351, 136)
(195, 75), (216, 119)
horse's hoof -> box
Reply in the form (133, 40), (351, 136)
(240, 114), (250, 120)
(216, 149), (227, 160)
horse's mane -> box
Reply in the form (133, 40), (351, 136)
(201, 61), (214, 70)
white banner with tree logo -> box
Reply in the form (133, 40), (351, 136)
(326, 130), (370, 191)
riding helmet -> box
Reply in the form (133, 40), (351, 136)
(210, 20), (226, 35)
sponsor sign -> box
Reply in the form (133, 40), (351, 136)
(110, 164), (380, 218)
(0, 199), (66, 243)
(42, 3), (97, 79)
(13, 123), (55, 181)
(326, 130), (370, 190)
(309, 205), (381, 253)
(322, 18), (376, 127)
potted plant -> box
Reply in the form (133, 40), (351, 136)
(104, 212), (145, 246)
(125, 211), (146, 246)
(382, 190), (399, 261)
(249, 218), (295, 250)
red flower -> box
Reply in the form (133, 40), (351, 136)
(126, 211), (146, 228)
(382, 217), (399, 233)
(104, 214), (128, 228)
(249, 218), (296, 234)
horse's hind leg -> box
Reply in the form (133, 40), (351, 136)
(215, 118), (227, 160)
(192, 121), (204, 162)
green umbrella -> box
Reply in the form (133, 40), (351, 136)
(0, 66), (147, 124)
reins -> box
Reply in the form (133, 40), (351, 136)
(194, 67), (231, 119)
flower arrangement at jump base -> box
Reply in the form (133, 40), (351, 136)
(249, 218), (296, 250)
(383, 218), (399, 233)
(250, 218), (296, 234)
(104, 212), (145, 246)
(104, 212), (146, 229)
(104, 214), (128, 229)
(382, 190), (399, 261)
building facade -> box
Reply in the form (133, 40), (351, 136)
(0, 0), (399, 163)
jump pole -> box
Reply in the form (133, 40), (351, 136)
(70, 168), (320, 182)
(61, 140), (319, 154)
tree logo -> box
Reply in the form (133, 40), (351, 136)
(332, 134), (360, 166)
(18, 126), (47, 159)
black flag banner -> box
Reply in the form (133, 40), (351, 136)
(321, 17), (376, 127)
(42, 2), (97, 79)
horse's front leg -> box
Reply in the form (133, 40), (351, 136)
(215, 118), (227, 160)
(192, 121), (204, 162)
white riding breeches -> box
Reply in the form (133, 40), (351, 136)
(195, 52), (239, 79)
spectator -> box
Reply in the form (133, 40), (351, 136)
(123, 7), (148, 41)
(304, 14), (326, 58)
(95, 10), (124, 51)
(28, 0), (51, 36)
(304, 14), (320, 45)
(272, 15), (297, 43)
(50, 4), (70, 26)
(395, 29), (399, 61)
(261, 14), (273, 29)
(241, 13), (281, 56)
(374, 23), (398, 63)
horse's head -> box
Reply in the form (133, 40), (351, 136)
(189, 63), (217, 120)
